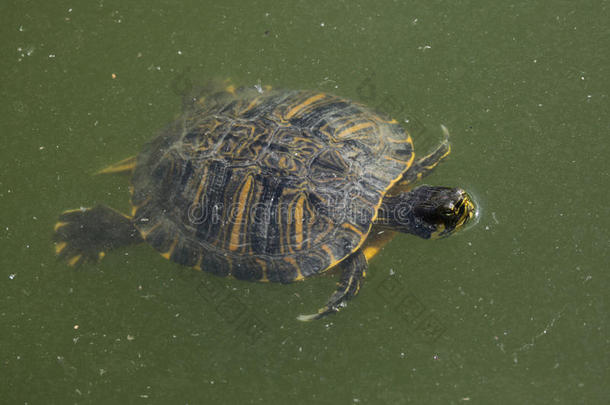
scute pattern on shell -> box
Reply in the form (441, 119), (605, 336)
(131, 89), (413, 282)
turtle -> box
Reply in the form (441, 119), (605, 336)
(54, 83), (475, 321)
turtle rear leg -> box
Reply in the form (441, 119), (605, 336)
(297, 250), (367, 321)
(54, 205), (142, 267)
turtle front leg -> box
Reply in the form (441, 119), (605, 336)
(398, 125), (451, 186)
(54, 205), (143, 267)
(297, 249), (367, 321)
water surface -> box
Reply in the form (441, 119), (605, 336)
(1, 0), (608, 403)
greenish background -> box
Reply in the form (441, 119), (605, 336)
(2, 0), (608, 403)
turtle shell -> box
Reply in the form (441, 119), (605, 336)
(130, 89), (414, 283)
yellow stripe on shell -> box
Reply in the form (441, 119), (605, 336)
(335, 122), (375, 138)
(255, 258), (270, 282)
(228, 175), (253, 251)
(342, 223), (365, 238)
(280, 116), (413, 276)
(321, 244), (336, 265)
(240, 97), (262, 115)
(192, 166), (209, 207)
(293, 194), (306, 250)
(285, 93), (326, 119)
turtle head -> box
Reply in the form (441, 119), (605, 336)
(378, 186), (476, 239)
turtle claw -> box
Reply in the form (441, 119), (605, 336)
(53, 205), (141, 267)
(54, 209), (107, 267)
(297, 313), (321, 322)
(297, 251), (365, 321)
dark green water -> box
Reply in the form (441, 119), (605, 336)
(2, 1), (608, 403)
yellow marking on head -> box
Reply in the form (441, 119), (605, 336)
(98, 252), (106, 260)
(336, 122), (375, 138)
(228, 175), (253, 251)
(225, 84), (236, 94)
(55, 242), (67, 254)
(67, 255), (82, 266)
(466, 199), (475, 217)
(160, 238), (178, 260)
(54, 222), (68, 231)
(285, 93), (326, 119)
(456, 198), (476, 228)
